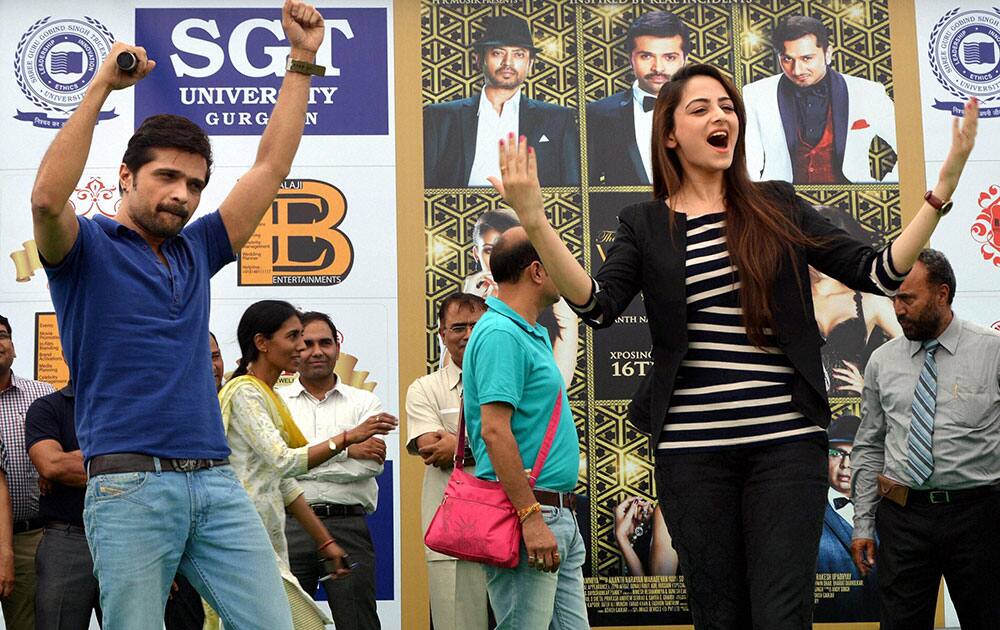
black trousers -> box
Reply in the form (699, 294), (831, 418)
(654, 434), (828, 630)
(876, 490), (1000, 630)
(164, 574), (205, 630)
(285, 512), (380, 630)
(34, 525), (101, 630)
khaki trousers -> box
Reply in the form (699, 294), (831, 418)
(427, 558), (488, 630)
(1, 528), (42, 630)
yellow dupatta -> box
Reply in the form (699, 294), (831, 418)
(218, 374), (309, 448)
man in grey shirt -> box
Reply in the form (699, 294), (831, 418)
(851, 249), (1000, 629)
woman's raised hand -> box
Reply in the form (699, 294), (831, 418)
(938, 98), (979, 191)
(487, 132), (546, 229)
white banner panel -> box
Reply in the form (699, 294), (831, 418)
(0, 0), (399, 627)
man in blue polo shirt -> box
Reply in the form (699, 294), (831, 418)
(462, 226), (587, 629)
(28, 2), (330, 627)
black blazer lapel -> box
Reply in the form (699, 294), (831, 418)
(777, 77), (799, 158)
(460, 96), (479, 185)
(829, 70), (849, 169)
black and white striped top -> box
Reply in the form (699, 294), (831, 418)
(656, 212), (824, 454)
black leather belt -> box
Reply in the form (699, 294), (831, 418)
(906, 483), (1000, 506)
(13, 518), (44, 534)
(535, 490), (577, 512)
(310, 503), (366, 518)
(44, 521), (86, 535)
(88, 453), (230, 478)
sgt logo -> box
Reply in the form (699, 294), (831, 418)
(971, 183), (1000, 268)
(238, 179), (354, 286)
(13, 16), (118, 129)
(135, 8), (388, 135)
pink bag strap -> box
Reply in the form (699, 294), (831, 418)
(455, 390), (564, 486)
(527, 391), (563, 487)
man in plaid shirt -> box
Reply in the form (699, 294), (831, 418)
(0, 314), (55, 629)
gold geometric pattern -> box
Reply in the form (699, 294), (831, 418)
(421, 0), (899, 612)
(422, 191), (583, 370)
(421, 2), (578, 107)
(577, 3), (734, 104)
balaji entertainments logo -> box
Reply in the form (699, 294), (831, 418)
(13, 17), (119, 128)
(971, 184), (1000, 268)
(928, 8), (1000, 118)
(238, 179), (354, 286)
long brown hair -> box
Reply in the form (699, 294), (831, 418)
(650, 63), (812, 346)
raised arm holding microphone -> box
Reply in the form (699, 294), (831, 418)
(29, 1), (327, 627)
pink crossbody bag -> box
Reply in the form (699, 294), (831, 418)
(424, 390), (564, 568)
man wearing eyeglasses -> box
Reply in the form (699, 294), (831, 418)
(815, 414), (878, 621)
(406, 292), (488, 630)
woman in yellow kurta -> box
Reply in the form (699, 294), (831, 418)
(214, 300), (392, 628)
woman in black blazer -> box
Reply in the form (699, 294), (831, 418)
(488, 64), (978, 628)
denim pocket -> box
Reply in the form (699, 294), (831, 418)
(92, 471), (148, 500)
(211, 465), (244, 488)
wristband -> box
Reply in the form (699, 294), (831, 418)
(518, 502), (542, 523)
(318, 539), (336, 552)
(286, 56), (326, 76)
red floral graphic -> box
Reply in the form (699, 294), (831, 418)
(970, 184), (1000, 268)
(70, 177), (119, 217)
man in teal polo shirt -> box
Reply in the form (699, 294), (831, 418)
(462, 226), (587, 629)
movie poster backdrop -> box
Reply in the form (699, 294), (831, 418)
(421, 1), (899, 625)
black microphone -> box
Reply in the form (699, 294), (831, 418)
(116, 51), (137, 73)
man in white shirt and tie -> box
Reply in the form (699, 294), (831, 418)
(587, 11), (690, 185)
(281, 311), (397, 630)
(423, 15), (579, 188)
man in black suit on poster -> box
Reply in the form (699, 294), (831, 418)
(587, 12), (690, 185)
(423, 15), (579, 188)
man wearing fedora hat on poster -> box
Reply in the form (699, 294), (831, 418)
(815, 414), (879, 621)
(423, 15), (579, 188)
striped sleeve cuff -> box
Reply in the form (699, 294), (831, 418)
(564, 277), (603, 324)
(868, 246), (906, 296)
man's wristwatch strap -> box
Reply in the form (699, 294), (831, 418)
(924, 190), (953, 216)
(286, 56), (326, 76)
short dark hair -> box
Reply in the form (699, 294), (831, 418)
(301, 311), (340, 344)
(120, 114), (214, 193)
(0, 314), (9, 335)
(772, 15), (830, 53)
(490, 231), (541, 284)
(625, 11), (691, 56)
(472, 210), (521, 246)
(437, 293), (487, 329)
(917, 249), (956, 304)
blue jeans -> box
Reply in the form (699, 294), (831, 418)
(484, 506), (588, 630)
(84, 464), (292, 630)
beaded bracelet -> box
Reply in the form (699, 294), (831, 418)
(517, 502), (542, 523)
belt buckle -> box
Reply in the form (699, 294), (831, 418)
(173, 459), (199, 472)
(929, 490), (950, 504)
